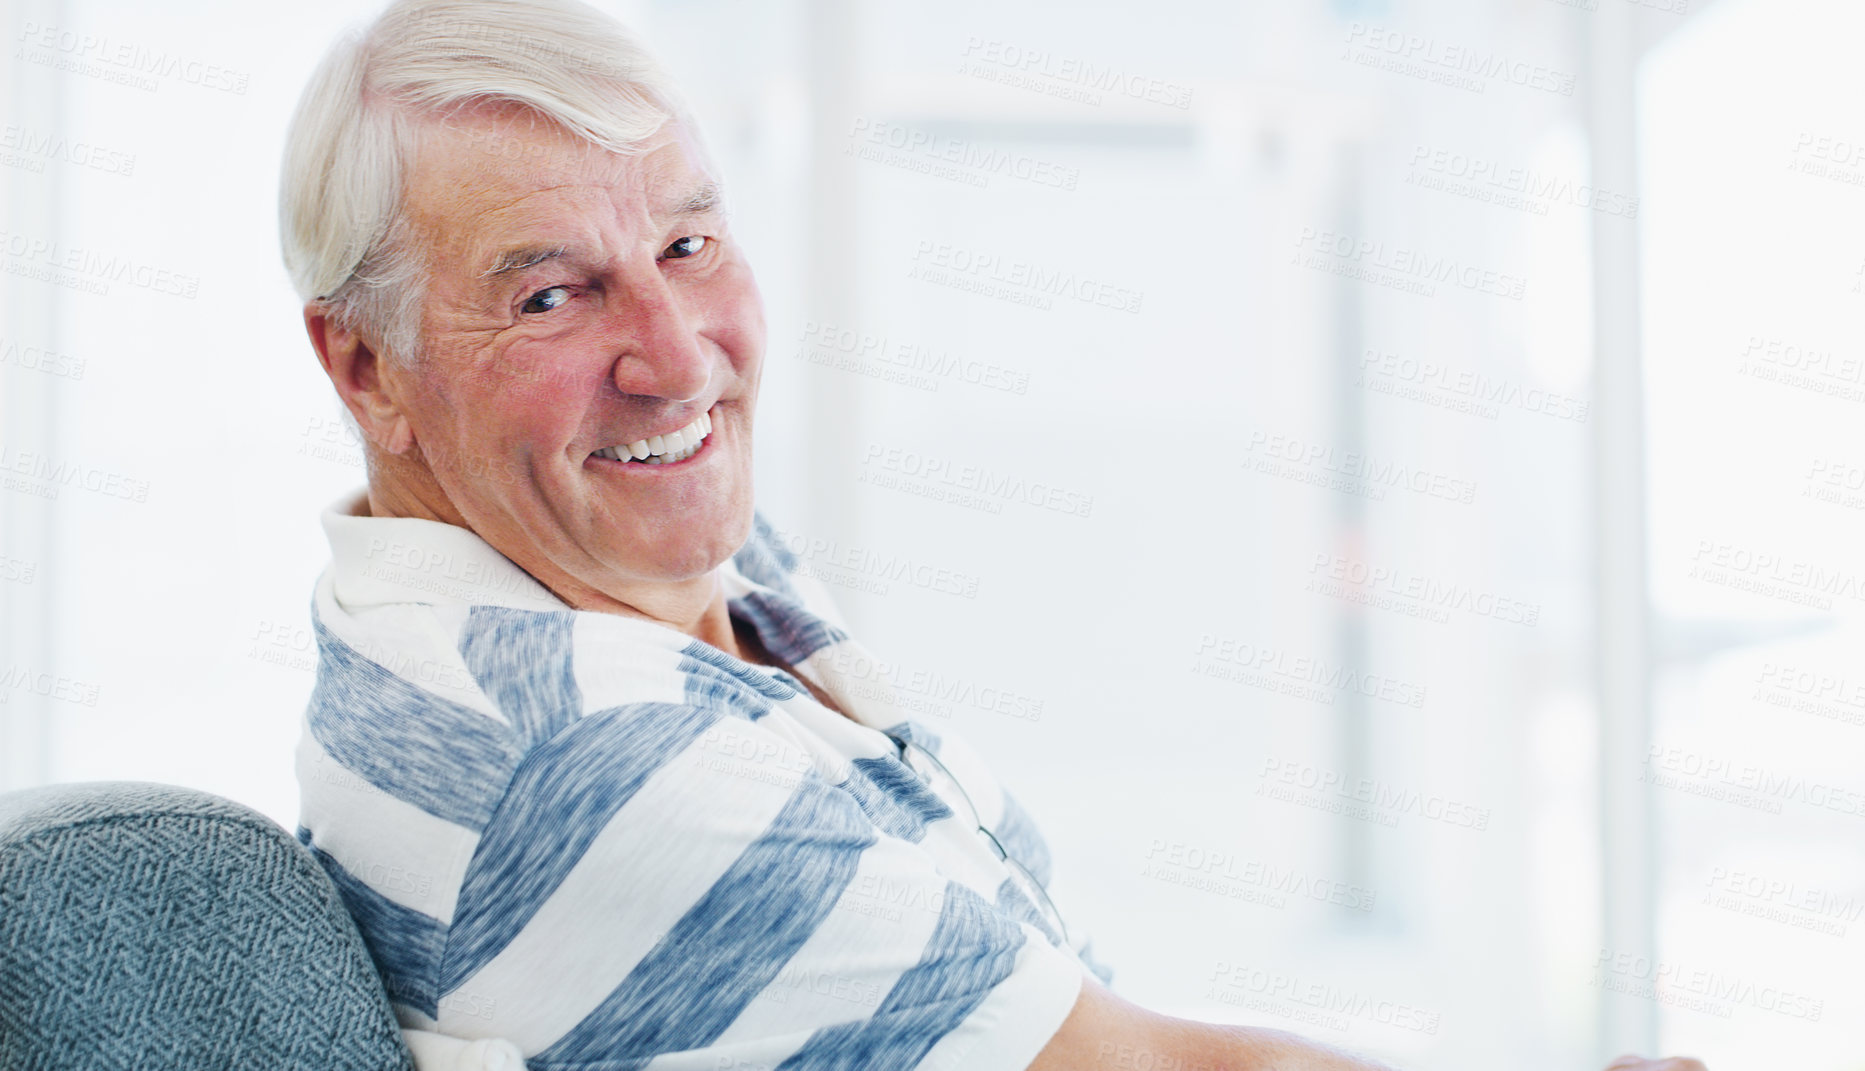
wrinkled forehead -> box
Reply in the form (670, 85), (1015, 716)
(410, 102), (693, 205)
(399, 102), (712, 256)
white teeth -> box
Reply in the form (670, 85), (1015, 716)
(642, 441), (700, 465)
(596, 408), (713, 465)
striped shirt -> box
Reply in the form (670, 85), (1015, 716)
(295, 488), (1108, 1070)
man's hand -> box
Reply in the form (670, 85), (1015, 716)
(1605, 1058), (1709, 1071)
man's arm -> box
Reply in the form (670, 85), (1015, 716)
(1029, 978), (1711, 1071)
(1029, 976), (1397, 1071)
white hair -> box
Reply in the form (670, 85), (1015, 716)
(279, 0), (700, 365)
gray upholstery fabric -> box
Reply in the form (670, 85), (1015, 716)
(0, 781), (416, 1071)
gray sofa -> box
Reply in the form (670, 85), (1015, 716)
(0, 781), (416, 1071)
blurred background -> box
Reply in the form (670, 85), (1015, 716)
(3, 0), (1862, 1066)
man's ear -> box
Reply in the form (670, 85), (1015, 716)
(303, 303), (417, 455)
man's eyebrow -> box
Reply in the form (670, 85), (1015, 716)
(476, 186), (721, 278)
(668, 182), (723, 219)
(480, 245), (571, 279)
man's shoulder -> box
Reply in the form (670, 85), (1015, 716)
(304, 591), (796, 755)
(300, 585), (832, 814)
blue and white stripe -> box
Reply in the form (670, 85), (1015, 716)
(296, 494), (1106, 1070)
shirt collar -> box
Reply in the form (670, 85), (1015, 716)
(317, 487), (889, 726)
(319, 486), (571, 613)
(318, 486), (771, 615)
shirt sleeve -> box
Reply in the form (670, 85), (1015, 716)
(427, 701), (1085, 1071)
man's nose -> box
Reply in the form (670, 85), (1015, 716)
(604, 271), (712, 404)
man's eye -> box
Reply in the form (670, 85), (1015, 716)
(521, 286), (572, 314)
(663, 235), (707, 260)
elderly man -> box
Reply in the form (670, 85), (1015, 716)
(283, 2), (1708, 1070)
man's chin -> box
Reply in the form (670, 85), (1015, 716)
(569, 488), (756, 583)
(608, 527), (748, 583)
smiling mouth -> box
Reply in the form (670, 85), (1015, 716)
(590, 406), (714, 466)
(596, 406), (712, 466)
